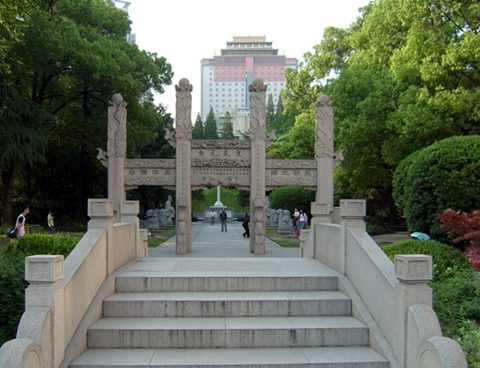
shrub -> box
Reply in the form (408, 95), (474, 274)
(452, 320), (480, 368)
(2, 233), (78, 259)
(269, 186), (315, 215)
(0, 233), (79, 346)
(431, 272), (480, 338)
(392, 135), (480, 235)
(382, 239), (474, 282)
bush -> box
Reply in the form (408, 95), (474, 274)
(452, 320), (480, 368)
(431, 271), (480, 338)
(269, 186), (315, 215)
(366, 224), (395, 236)
(2, 233), (78, 259)
(392, 135), (480, 235)
(0, 233), (79, 346)
(382, 239), (474, 282)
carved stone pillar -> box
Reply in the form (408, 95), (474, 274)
(312, 94), (334, 225)
(88, 198), (114, 274)
(107, 93), (127, 222)
(249, 78), (267, 255)
(175, 78), (193, 254)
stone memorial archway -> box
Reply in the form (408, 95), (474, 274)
(105, 78), (337, 255)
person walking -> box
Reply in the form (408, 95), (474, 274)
(242, 213), (250, 238)
(219, 208), (228, 232)
(210, 209), (216, 225)
(292, 208), (300, 229)
(299, 209), (308, 230)
(47, 210), (55, 234)
(15, 205), (29, 238)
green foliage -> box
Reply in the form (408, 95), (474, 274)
(382, 239), (474, 282)
(269, 186), (315, 215)
(236, 190), (250, 208)
(0, 0), (173, 223)
(366, 224), (394, 236)
(204, 107), (218, 139)
(266, 94), (275, 126)
(431, 272), (480, 338)
(191, 188), (249, 213)
(192, 113), (205, 140)
(452, 320), (480, 368)
(0, 233), (79, 346)
(392, 136), (480, 234)
(0, 256), (28, 346)
(221, 111), (235, 140)
(3, 234), (79, 259)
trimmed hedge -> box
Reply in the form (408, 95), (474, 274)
(392, 135), (480, 235)
(382, 239), (473, 282)
(269, 186), (315, 215)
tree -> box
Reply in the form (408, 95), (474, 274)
(0, 0), (173, 222)
(204, 107), (218, 139)
(393, 136), (480, 235)
(192, 113), (205, 139)
(266, 94), (275, 127)
(279, 0), (480, 224)
(221, 111), (235, 140)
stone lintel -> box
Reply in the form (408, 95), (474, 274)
(25, 255), (64, 283)
(395, 255), (433, 283)
(340, 199), (366, 218)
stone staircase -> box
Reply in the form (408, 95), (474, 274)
(69, 260), (390, 367)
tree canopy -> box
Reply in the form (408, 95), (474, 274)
(192, 113), (205, 139)
(277, 0), (480, 223)
(221, 111), (235, 140)
(0, 0), (173, 223)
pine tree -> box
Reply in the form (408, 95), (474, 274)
(221, 111), (235, 140)
(204, 107), (218, 139)
(266, 93), (275, 127)
(192, 113), (205, 139)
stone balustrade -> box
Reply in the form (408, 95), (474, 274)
(302, 199), (467, 368)
(0, 199), (145, 368)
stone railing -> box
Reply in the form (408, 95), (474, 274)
(301, 199), (467, 368)
(0, 199), (148, 368)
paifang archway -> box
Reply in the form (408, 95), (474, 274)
(110, 78), (336, 255)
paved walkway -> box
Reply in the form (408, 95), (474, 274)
(148, 222), (300, 258)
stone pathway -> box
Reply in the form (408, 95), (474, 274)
(148, 222), (300, 258)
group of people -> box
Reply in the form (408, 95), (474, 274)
(211, 207), (308, 239)
(292, 208), (308, 230)
(9, 206), (55, 239)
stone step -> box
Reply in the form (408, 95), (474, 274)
(103, 291), (352, 318)
(69, 347), (390, 368)
(115, 275), (338, 293)
(87, 316), (369, 349)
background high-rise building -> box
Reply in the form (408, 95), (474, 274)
(200, 36), (297, 136)
(115, 1), (136, 44)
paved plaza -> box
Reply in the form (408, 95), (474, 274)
(148, 221), (300, 258)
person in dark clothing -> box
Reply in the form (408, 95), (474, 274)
(219, 208), (228, 232)
(242, 214), (250, 238)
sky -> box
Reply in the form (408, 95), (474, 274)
(125, 0), (370, 119)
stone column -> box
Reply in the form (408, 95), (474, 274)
(339, 199), (366, 275)
(311, 94), (334, 225)
(87, 198), (114, 274)
(25, 255), (65, 368)
(107, 93), (127, 222)
(393, 255), (433, 367)
(175, 78), (193, 254)
(121, 200), (146, 258)
(249, 78), (267, 255)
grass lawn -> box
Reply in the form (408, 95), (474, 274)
(192, 187), (249, 213)
(265, 228), (301, 248)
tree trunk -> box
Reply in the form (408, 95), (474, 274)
(1, 166), (15, 226)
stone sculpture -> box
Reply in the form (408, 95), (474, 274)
(265, 196), (273, 226)
(270, 209), (281, 230)
(175, 78), (193, 141)
(165, 195), (175, 227)
(278, 209), (293, 234)
(249, 78), (268, 141)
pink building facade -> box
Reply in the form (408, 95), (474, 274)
(200, 36), (298, 122)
